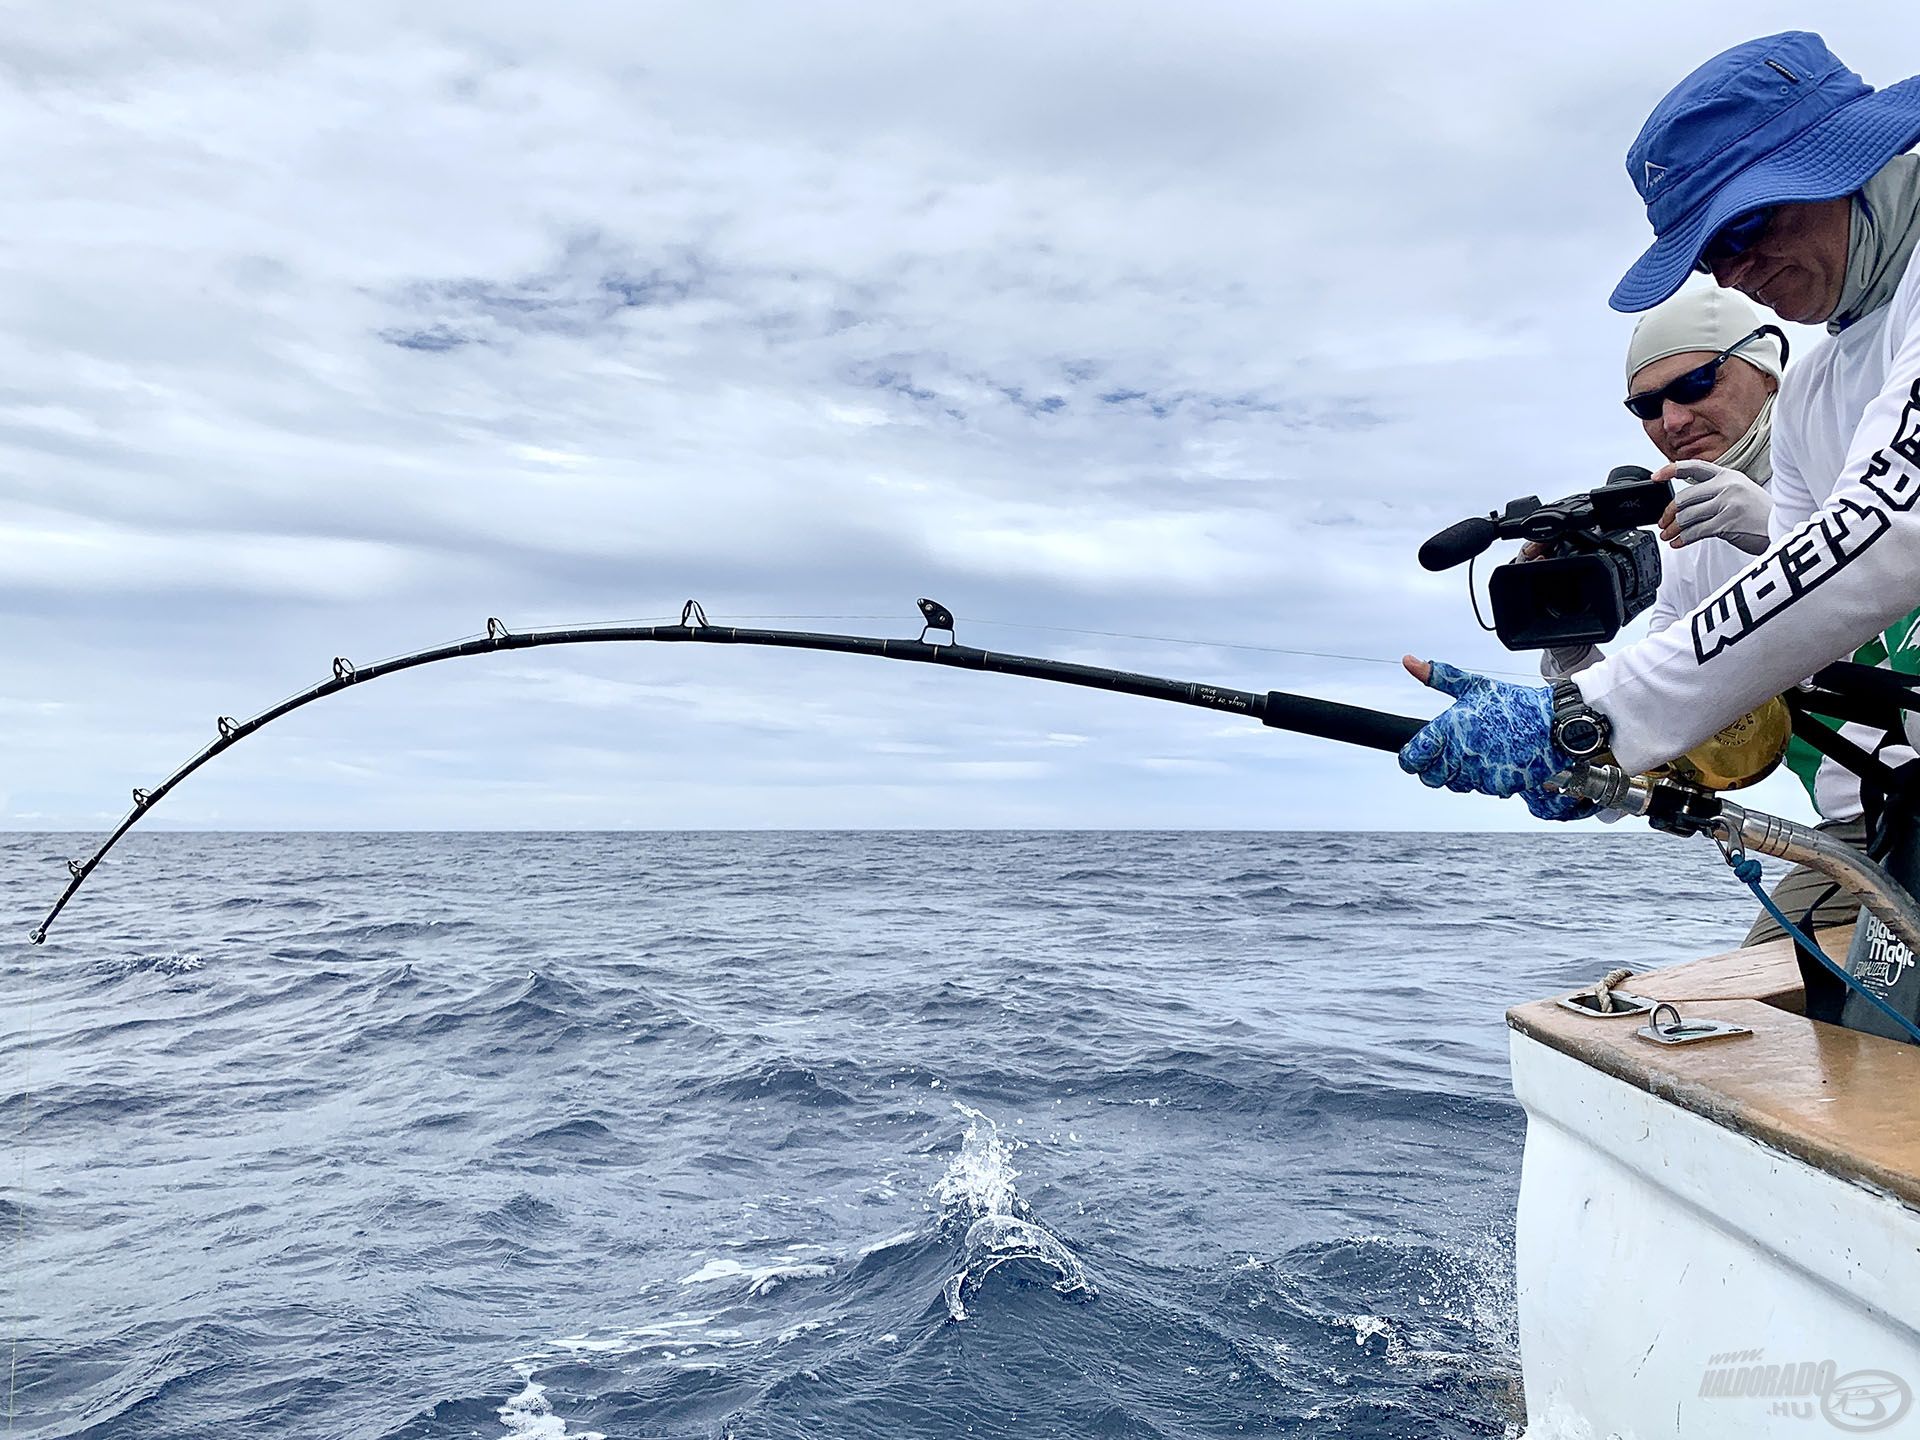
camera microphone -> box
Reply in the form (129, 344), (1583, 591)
(1418, 515), (1498, 572)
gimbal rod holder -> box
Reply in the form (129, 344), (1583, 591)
(1563, 763), (1920, 957)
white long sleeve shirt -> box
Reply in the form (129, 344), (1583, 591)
(1642, 528), (1755, 637)
(1769, 307), (1897, 545)
(1765, 297), (1914, 819)
(1577, 247), (1920, 776)
(1549, 479), (1877, 820)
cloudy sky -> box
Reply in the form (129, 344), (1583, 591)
(6, 2), (1918, 834)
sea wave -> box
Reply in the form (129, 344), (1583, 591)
(0, 828), (1733, 1439)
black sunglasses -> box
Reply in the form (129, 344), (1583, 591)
(1623, 325), (1789, 421)
(1694, 206), (1777, 274)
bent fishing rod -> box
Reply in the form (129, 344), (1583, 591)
(31, 595), (1920, 971)
(28, 598), (1425, 944)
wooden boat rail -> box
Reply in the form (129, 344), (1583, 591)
(1508, 924), (1920, 1210)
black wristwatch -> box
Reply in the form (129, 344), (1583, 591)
(1549, 679), (1613, 760)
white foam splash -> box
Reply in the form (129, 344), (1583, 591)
(943, 1213), (1093, 1320)
(128, 952), (204, 975)
(677, 1255), (834, 1296)
(1348, 1315), (1409, 1366)
(933, 1102), (1022, 1218)
(497, 1368), (606, 1440)
(677, 1258), (748, 1286)
(933, 1103), (1092, 1320)
(535, 1316), (729, 1359)
(1351, 1227), (1518, 1370)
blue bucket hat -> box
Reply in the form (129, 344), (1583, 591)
(1611, 31), (1920, 313)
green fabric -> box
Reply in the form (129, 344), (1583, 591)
(1784, 608), (1920, 809)
(1783, 630), (1895, 808)
(1887, 605), (1920, 678)
(1783, 731), (1827, 799)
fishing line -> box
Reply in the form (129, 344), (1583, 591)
(532, 612), (1541, 680)
(952, 616), (1545, 682)
(942, 618), (1416, 667)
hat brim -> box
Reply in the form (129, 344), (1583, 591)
(1611, 74), (1920, 313)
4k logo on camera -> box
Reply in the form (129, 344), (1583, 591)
(1693, 380), (1920, 663)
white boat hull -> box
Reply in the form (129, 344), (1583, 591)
(1511, 1029), (1920, 1438)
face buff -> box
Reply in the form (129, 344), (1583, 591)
(1713, 389), (1776, 483)
(1830, 152), (1920, 332)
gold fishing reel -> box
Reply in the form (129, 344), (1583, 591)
(1647, 695), (1793, 791)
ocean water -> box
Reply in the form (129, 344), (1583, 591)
(2, 830), (1762, 1439)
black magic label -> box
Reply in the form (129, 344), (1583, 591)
(1693, 378), (1920, 663)
(1858, 919), (1917, 993)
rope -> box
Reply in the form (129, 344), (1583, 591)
(1729, 856), (1920, 1047)
(1591, 967), (1636, 1014)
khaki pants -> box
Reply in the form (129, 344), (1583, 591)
(1741, 815), (1873, 947)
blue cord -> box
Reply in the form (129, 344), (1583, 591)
(1731, 855), (1920, 1047)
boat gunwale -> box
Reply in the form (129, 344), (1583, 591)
(1507, 925), (1920, 1211)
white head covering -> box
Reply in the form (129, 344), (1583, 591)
(1624, 278), (1784, 387)
(1624, 278), (1784, 483)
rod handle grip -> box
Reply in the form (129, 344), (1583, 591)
(1262, 691), (1427, 753)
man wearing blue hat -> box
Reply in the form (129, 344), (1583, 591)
(1400, 31), (1920, 823)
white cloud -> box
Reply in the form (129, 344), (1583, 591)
(5, 1), (1913, 833)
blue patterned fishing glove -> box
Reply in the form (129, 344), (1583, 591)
(1523, 786), (1599, 823)
(1398, 661), (1595, 820)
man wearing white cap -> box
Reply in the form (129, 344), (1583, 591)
(1546, 281), (1786, 683)
(1644, 284), (1907, 941)
(1538, 284), (1868, 940)
(1398, 32), (1920, 831)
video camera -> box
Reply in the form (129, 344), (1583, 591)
(1418, 465), (1672, 652)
